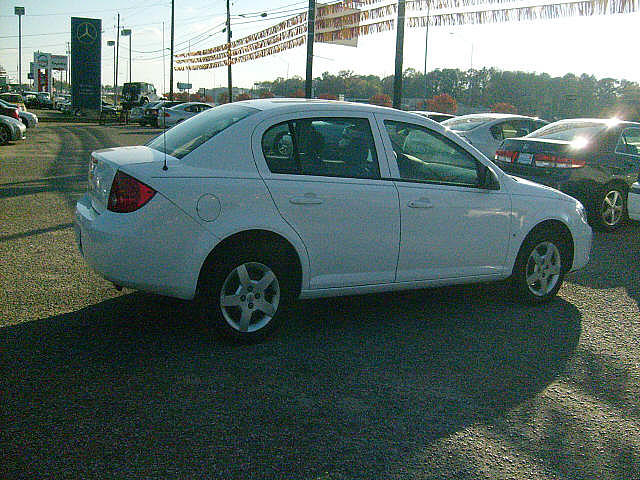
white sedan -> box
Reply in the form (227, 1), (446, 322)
(629, 182), (640, 221)
(442, 113), (548, 159)
(76, 99), (592, 342)
(159, 102), (213, 128)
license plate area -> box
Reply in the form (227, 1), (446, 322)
(517, 152), (533, 165)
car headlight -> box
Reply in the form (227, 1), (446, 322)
(576, 201), (588, 224)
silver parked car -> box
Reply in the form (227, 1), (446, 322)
(0, 114), (27, 145)
(159, 102), (213, 128)
(442, 113), (548, 159)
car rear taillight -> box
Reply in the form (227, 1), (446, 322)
(164, 112), (170, 117)
(107, 171), (156, 213)
(12, 109), (19, 120)
(495, 149), (518, 163)
(533, 153), (585, 168)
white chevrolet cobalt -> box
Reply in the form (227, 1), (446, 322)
(76, 100), (592, 341)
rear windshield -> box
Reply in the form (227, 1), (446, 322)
(527, 121), (608, 141)
(442, 116), (495, 131)
(147, 103), (258, 159)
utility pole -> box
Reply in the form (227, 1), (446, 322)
(305, 0), (315, 98)
(226, 0), (232, 103)
(169, 0), (175, 100)
(187, 39), (190, 102)
(162, 22), (165, 96)
(66, 41), (70, 87)
(115, 13), (120, 105)
(392, 0), (406, 109)
(15, 7), (25, 88)
(121, 29), (132, 83)
(423, 0), (430, 101)
(107, 40), (115, 100)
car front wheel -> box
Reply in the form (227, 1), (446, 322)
(198, 251), (292, 342)
(0, 125), (11, 145)
(512, 229), (569, 304)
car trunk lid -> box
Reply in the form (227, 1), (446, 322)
(88, 145), (177, 213)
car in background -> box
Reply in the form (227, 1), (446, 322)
(410, 111), (455, 123)
(33, 92), (53, 109)
(76, 99), (591, 342)
(495, 118), (640, 231)
(18, 109), (38, 128)
(0, 99), (38, 128)
(0, 93), (27, 111)
(53, 94), (70, 110)
(0, 114), (27, 145)
(159, 102), (212, 128)
(144, 100), (183, 127)
(629, 180), (640, 221)
(0, 99), (21, 122)
(443, 113), (548, 159)
(121, 82), (159, 109)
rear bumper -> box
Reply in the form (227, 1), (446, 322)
(75, 193), (216, 300)
(629, 183), (640, 221)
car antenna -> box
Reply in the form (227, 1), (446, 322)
(162, 106), (168, 171)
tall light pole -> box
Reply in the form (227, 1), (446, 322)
(305, 0), (315, 98)
(107, 40), (115, 102)
(226, 0), (232, 103)
(121, 29), (132, 83)
(162, 22), (165, 96)
(187, 39), (190, 102)
(15, 7), (25, 88)
(115, 13), (120, 105)
(423, 1), (430, 101)
(169, 0), (175, 100)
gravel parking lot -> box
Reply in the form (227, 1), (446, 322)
(1, 122), (640, 479)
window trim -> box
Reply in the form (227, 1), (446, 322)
(381, 118), (487, 189)
(258, 114), (387, 181)
(615, 127), (640, 157)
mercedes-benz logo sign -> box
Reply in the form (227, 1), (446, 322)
(76, 22), (98, 44)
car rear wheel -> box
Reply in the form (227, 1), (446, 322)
(0, 125), (11, 145)
(595, 186), (627, 231)
(511, 229), (569, 304)
(198, 249), (293, 342)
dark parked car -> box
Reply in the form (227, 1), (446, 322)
(495, 118), (640, 231)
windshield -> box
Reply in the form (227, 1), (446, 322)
(147, 103), (259, 159)
(527, 121), (608, 141)
(442, 116), (495, 131)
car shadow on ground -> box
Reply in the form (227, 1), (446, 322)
(2, 284), (581, 478)
(566, 221), (640, 309)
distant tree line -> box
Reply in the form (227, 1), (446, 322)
(254, 68), (640, 121)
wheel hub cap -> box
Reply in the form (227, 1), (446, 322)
(525, 241), (562, 297)
(219, 262), (280, 333)
(601, 190), (623, 226)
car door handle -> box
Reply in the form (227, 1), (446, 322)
(407, 198), (433, 209)
(289, 195), (323, 205)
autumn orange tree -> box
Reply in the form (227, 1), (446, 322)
(369, 93), (392, 107)
(426, 94), (457, 114)
(235, 92), (252, 101)
(491, 102), (518, 114)
(318, 93), (338, 100)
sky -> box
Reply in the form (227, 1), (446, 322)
(1, 0), (640, 94)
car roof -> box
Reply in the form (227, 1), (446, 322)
(233, 98), (403, 116)
(548, 118), (640, 128)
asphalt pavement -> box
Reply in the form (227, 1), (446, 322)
(1, 122), (639, 479)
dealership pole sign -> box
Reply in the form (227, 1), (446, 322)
(71, 17), (101, 110)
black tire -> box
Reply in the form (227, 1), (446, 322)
(0, 125), (12, 145)
(593, 185), (627, 232)
(511, 228), (570, 304)
(197, 247), (295, 343)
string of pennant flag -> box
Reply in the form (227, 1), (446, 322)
(174, 0), (639, 71)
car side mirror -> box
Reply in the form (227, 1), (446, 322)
(478, 164), (500, 190)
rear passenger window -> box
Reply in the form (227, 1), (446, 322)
(616, 128), (640, 156)
(262, 118), (380, 179)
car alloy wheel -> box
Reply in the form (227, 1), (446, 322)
(600, 189), (624, 228)
(219, 262), (280, 334)
(525, 241), (562, 297)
